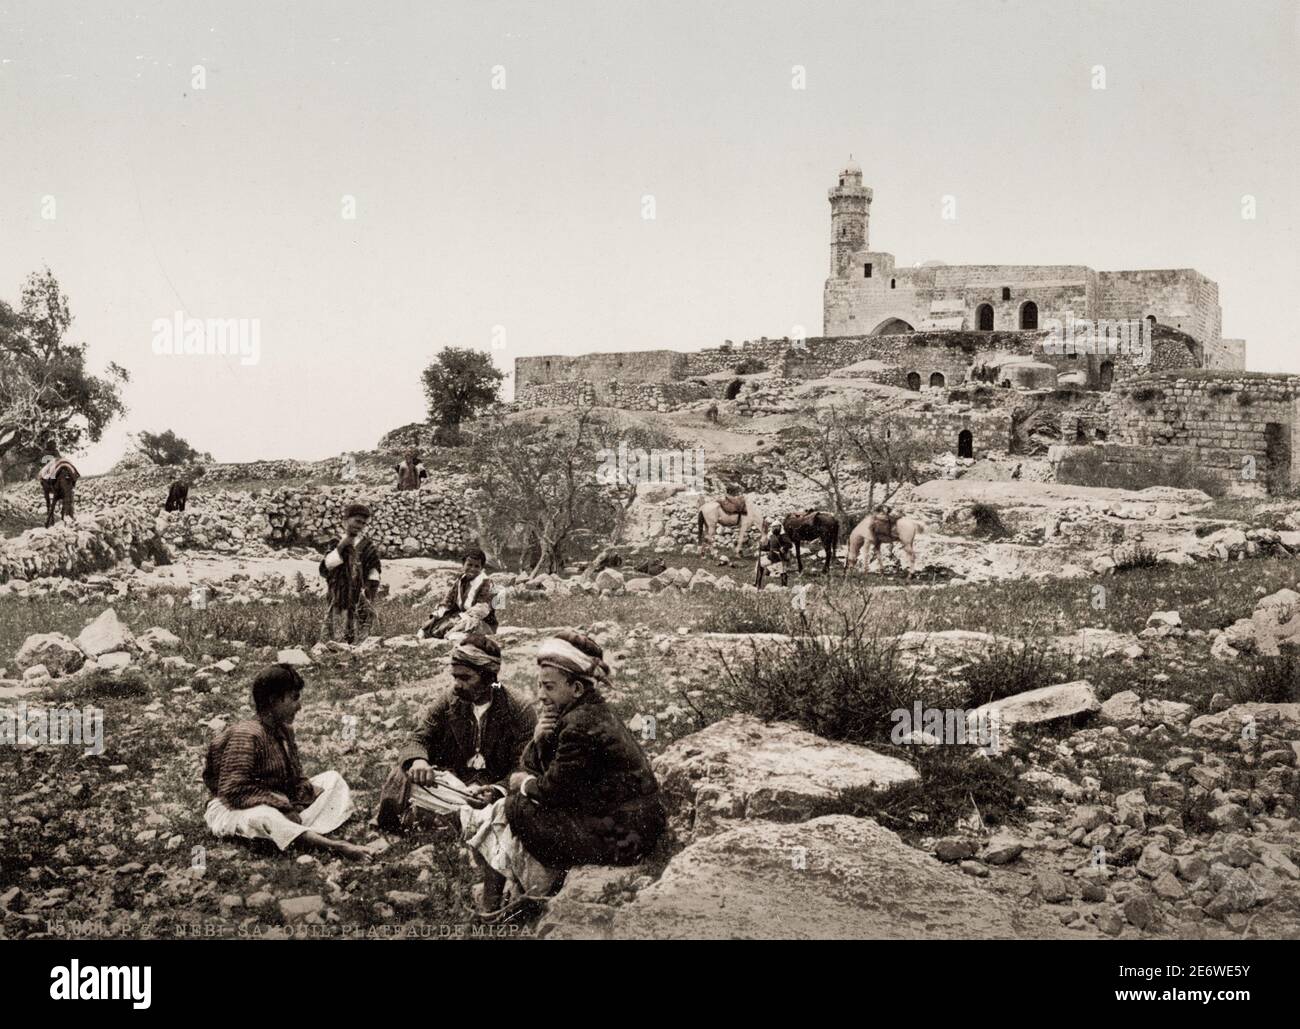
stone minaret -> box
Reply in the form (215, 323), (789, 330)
(828, 158), (871, 278)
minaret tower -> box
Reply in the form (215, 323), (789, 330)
(828, 157), (871, 278)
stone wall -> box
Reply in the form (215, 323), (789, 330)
(1110, 374), (1300, 494)
(11, 483), (477, 558)
(514, 380), (713, 412)
(0, 506), (164, 584)
(516, 351), (687, 388)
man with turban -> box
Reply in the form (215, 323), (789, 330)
(459, 629), (665, 912)
(319, 502), (383, 644)
(375, 634), (536, 833)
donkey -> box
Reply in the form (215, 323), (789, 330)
(164, 481), (190, 512)
(845, 511), (927, 577)
(697, 493), (765, 556)
(781, 510), (840, 575)
(39, 458), (80, 528)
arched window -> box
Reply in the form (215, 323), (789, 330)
(890, 278), (896, 289)
(930, 372), (946, 388)
(958, 429), (973, 458)
(1099, 361), (1114, 391)
(1020, 301), (1038, 330)
(1146, 314), (1157, 327)
(976, 304), (994, 331)
(906, 372), (921, 391)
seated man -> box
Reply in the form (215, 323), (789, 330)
(418, 547), (497, 640)
(460, 630), (665, 913)
(202, 664), (370, 860)
(319, 503), (382, 644)
(376, 634), (535, 832)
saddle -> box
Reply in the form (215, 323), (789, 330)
(719, 495), (747, 517)
(871, 515), (900, 542)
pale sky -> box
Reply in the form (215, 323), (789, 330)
(2, 0), (1296, 473)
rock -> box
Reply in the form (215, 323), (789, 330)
(246, 891), (275, 909)
(982, 834), (1026, 865)
(1037, 871), (1071, 903)
(1081, 881), (1108, 903)
(218, 894), (243, 914)
(959, 860), (989, 878)
(21, 664), (51, 684)
(538, 816), (1090, 939)
(96, 652), (132, 672)
(276, 648), (312, 667)
(1124, 895), (1157, 930)
(652, 715), (918, 837)
(1099, 690), (1142, 727)
(934, 837), (978, 863)
(626, 578), (654, 594)
(1190, 704), (1300, 739)
(1176, 855), (1209, 882)
(1151, 871), (1186, 900)
(384, 890), (426, 912)
(968, 681), (1099, 738)
(1136, 843), (1175, 880)
(1146, 610), (1181, 628)
(593, 569), (625, 592)
(278, 895), (324, 920)
(1208, 803), (1250, 830)
(1096, 909), (1124, 936)
(75, 609), (135, 657)
(136, 627), (181, 652)
(14, 633), (84, 676)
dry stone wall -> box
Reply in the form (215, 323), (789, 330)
(0, 506), (163, 584)
(1108, 375), (1300, 494)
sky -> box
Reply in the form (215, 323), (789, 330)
(2, 0), (1296, 473)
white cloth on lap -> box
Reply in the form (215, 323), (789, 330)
(459, 798), (560, 898)
(204, 770), (355, 851)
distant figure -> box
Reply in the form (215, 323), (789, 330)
(164, 481), (189, 512)
(395, 450), (428, 491)
(38, 456), (79, 528)
(319, 503), (382, 644)
(755, 521), (792, 588)
(705, 403), (719, 424)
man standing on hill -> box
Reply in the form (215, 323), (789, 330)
(319, 503), (382, 644)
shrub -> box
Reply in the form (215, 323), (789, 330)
(733, 357), (767, 375)
(969, 502), (1010, 540)
(1229, 655), (1300, 704)
(960, 637), (1070, 706)
(712, 594), (926, 743)
(1054, 447), (1226, 497)
(699, 591), (797, 635)
(1113, 541), (1158, 572)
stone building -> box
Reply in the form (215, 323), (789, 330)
(823, 160), (1244, 370)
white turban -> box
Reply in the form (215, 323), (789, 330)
(449, 642), (501, 671)
(536, 636), (605, 683)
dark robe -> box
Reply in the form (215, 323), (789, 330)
(319, 536), (382, 643)
(505, 689), (665, 869)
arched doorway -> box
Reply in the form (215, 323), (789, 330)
(957, 429), (973, 458)
(869, 317), (915, 336)
(930, 372), (946, 388)
(1020, 301), (1038, 330)
(725, 378), (743, 400)
(976, 304), (994, 331)
(1099, 361), (1114, 391)
(906, 372), (921, 391)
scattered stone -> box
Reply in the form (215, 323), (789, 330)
(75, 608), (136, 657)
(278, 895), (324, 920)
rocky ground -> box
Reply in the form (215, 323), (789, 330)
(3, 465), (1300, 940)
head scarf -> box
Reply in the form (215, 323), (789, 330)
(536, 636), (607, 687)
(450, 641), (502, 672)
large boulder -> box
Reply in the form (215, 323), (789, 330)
(967, 680), (1099, 737)
(1189, 703), (1300, 740)
(15, 633), (85, 676)
(539, 816), (1090, 939)
(653, 715), (918, 837)
(75, 609), (136, 657)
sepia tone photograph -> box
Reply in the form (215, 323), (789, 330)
(1, 0), (1297, 986)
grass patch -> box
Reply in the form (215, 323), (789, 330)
(959, 637), (1072, 707)
(1055, 447), (1225, 497)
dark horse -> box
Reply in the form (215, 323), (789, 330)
(782, 510), (840, 574)
(164, 481), (190, 512)
(39, 459), (80, 528)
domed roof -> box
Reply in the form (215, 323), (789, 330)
(840, 157), (862, 176)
